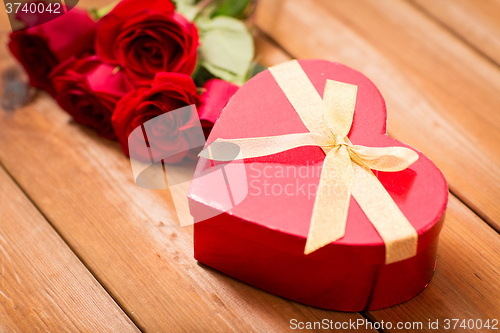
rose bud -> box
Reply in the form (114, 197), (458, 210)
(96, 0), (198, 87)
(112, 72), (202, 163)
(8, 7), (96, 96)
(50, 56), (132, 140)
(198, 79), (239, 138)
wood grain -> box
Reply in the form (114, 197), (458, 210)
(255, 0), (500, 232)
(366, 195), (500, 332)
(253, 4), (500, 330)
(254, 29), (293, 68)
(0, 166), (139, 332)
(0, 39), (374, 333)
(410, 0), (500, 66)
(0, 83), (374, 333)
(1, 0), (499, 330)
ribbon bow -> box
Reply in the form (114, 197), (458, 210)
(200, 60), (419, 264)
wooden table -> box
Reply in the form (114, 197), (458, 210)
(1, 0), (499, 331)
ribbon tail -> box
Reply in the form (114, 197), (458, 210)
(305, 146), (353, 254)
(199, 133), (333, 161)
(350, 163), (418, 264)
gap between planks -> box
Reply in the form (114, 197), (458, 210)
(0, 158), (145, 332)
(255, 0), (500, 235)
(255, 26), (500, 240)
(0, 162), (140, 332)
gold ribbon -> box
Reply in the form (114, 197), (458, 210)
(200, 60), (419, 264)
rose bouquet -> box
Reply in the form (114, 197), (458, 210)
(8, 0), (257, 160)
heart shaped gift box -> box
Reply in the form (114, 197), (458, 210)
(188, 59), (447, 311)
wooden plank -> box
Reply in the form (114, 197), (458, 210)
(0, 74), (374, 333)
(364, 195), (500, 332)
(255, 0), (500, 232)
(254, 0), (500, 330)
(410, 0), (500, 66)
(254, 29), (293, 68)
(0, 39), (374, 333)
(0, 166), (139, 332)
(3, 0), (498, 330)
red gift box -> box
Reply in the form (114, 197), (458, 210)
(188, 59), (447, 311)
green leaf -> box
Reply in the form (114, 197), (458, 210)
(192, 63), (216, 87)
(247, 62), (267, 79)
(211, 0), (250, 18)
(200, 61), (239, 83)
(173, 0), (196, 6)
(94, 0), (120, 19)
(197, 16), (254, 85)
(173, 0), (199, 21)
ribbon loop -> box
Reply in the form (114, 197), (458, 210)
(323, 80), (357, 139)
(348, 145), (419, 172)
(200, 60), (419, 264)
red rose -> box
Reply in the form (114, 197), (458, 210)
(198, 79), (239, 138)
(112, 72), (202, 163)
(96, 0), (198, 86)
(50, 56), (132, 140)
(8, 7), (96, 96)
